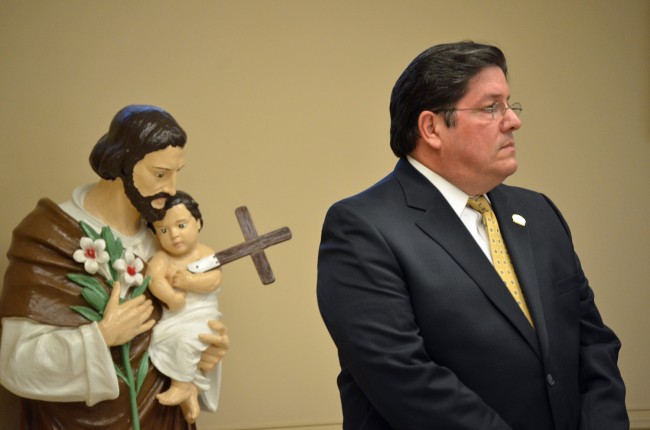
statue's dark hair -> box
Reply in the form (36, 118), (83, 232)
(90, 105), (187, 179)
(147, 190), (203, 231)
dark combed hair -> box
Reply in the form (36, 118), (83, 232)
(389, 41), (508, 157)
(147, 190), (203, 232)
(90, 105), (187, 180)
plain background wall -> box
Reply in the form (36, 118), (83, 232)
(1, 1), (648, 429)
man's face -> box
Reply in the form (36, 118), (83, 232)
(123, 145), (186, 222)
(436, 66), (522, 195)
(153, 203), (201, 257)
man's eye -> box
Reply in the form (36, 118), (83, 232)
(155, 172), (165, 179)
(178, 223), (186, 229)
(159, 228), (167, 234)
(484, 103), (498, 113)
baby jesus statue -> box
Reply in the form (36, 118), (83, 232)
(146, 191), (222, 424)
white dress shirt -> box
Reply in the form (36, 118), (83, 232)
(407, 156), (493, 264)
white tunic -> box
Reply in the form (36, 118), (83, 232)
(150, 288), (222, 391)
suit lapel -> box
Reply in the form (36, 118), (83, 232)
(394, 160), (542, 358)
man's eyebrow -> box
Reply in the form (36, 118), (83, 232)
(475, 93), (511, 104)
(479, 91), (496, 98)
(153, 162), (185, 171)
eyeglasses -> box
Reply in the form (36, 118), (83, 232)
(441, 101), (523, 120)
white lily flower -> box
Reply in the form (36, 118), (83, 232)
(73, 237), (110, 275)
(113, 250), (144, 287)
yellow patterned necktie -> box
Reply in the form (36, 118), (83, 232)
(467, 196), (534, 327)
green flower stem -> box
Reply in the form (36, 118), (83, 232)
(121, 342), (140, 430)
(71, 222), (151, 429)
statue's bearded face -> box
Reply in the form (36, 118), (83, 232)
(122, 145), (186, 223)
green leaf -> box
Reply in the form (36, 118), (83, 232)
(130, 276), (150, 299)
(102, 226), (122, 258)
(101, 226), (123, 280)
(81, 288), (108, 313)
(70, 305), (102, 322)
(115, 239), (124, 261)
(67, 274), (108, 300)
(79, 220), (100, 240)
(135, 351), (149, 394)
(67, 273), (103, 290)
(114, 364), (129, 385)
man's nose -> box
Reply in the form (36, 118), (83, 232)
(160, 171), (178, 195)
(502, 108), (522, 131)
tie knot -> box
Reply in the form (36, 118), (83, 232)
(467, 196), (491, 214)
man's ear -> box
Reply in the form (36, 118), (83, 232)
(417, 110), (443, 150)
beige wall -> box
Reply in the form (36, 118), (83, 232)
(0, 1), (648, 429)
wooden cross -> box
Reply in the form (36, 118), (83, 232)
(186, 206), (292, 285)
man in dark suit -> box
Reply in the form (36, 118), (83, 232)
(317, 41), (628, 430)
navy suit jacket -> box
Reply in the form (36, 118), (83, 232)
(317, 158), (628, 430)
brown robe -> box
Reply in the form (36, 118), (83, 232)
(0, 198), (194, 430)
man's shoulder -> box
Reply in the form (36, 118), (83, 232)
(493, 183), (548, 203)
(10, 197), (83, 261)
(328, 171), (401, 213)
(16, 197), (79, 236)
(491, 183), (566, 223)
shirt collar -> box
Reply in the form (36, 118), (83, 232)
(406, 155), (477, 217)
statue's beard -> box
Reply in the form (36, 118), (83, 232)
(121, 175), (170, 223)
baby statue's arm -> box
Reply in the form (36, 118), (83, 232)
(147, 252), (186, 311)
(172, 266), (222, 294)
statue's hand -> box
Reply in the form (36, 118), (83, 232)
(198, 320), (230, 371)
(171, 269), (191, 290)
(98, 282), (155, 346)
